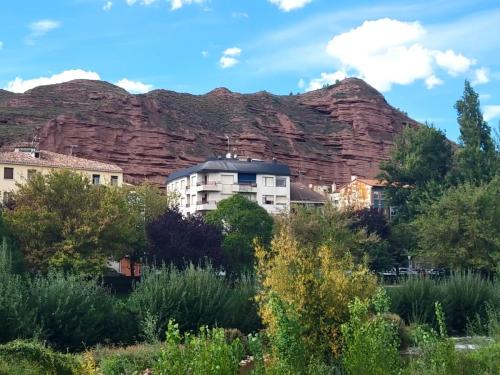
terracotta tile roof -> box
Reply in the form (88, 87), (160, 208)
(0, 150), (122, 173)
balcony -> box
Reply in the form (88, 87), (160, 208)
(195, 200), (218, 211)
(196, 181), (221, 192)
(234, 183), (258, 193)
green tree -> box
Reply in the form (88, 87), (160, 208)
(206, 194), (273, 274)
(379, 124), (453, 220)
(5, 170), (142, 274)
(414, 176), (500, 274)
(452, 80), (497, 184)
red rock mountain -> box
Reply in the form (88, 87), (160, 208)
(0, 78), (416, 186)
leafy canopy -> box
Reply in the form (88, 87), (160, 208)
(4, 170), (149, 274)
(206, 194), (274, 274)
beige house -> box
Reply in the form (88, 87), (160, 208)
(0, 144), (123, 203)
(332, 176), (396, 217)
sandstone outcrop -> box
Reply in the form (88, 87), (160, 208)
(0, 78), (417, 186)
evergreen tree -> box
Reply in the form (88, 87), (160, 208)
(378, 124), (452, 220)
(453, 80), (496, 184)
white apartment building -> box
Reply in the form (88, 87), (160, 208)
(166, 155), (291, 215)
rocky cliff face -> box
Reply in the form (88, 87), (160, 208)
(0, 78), (416, 186)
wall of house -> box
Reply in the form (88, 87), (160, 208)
(168, 172), (290, 215)
(337, 180), (373, 210)
(0, 163), (123, 202)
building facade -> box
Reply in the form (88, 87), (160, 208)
(0, 145), (123, 203)
(166, 156), (291, 215)
(332, 176), (396, 217)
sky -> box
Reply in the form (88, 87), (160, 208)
(0, 0), (499, 141)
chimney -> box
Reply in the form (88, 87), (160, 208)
(351, 175), (357, 181)
(332, 183), (337, 192)
(226, 152), (232, 159)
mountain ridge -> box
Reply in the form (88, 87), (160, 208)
(0, 77), (417, 186)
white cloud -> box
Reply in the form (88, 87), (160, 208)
(125, 0), (207, 10)
(425, 75), (443, 89)
(219, 56), (239, 69)
(232, 12), (248, 19)
(479, 94), (491, 101)
(223, 47), (242, 56)
(324, 18), (476, 92)
(115, 78), (153, 93)
(472, 67), (490, 85)
(201, 50), (208, 58)
(268, 0), (312, 12)
(305, 71), (347, 91)
(29, 19), (60, 36)
(4, 69), (101, 93)
(0, 41), (3, 50)
(219, 47), (242, 68)
(434, 50), (473, 76)
(297, 78), (305, 89)
(103, 1), (113, 11)
(484, 105), (500, 122)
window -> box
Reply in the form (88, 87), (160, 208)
(181, 180), (185, 190)
(390, 206), (398, 219)
(4, 167), (13, 180)
(276, 177), (287, 187)
(276, 195), (287, 205)
(110, 175), (119, 186)
(92, 174), (101, 185)
(263, 176), (275, 187)
(27, 169), (37, 180)
(191, 175), (196, 186)
(262, 195), (274, 205)
(238, 173), (256, 185)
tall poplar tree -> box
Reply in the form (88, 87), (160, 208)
(453, 80), (496, 184)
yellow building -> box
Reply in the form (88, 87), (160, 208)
(0, 144), (123, 203)
(332, 176), (396, 217)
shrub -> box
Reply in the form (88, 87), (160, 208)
(387, 277), (440, 326)
(439, 272), (499, 334)
(388, 273), (499, 334)
(153, 320), (244, 374)
(341, 289), (401, 375)
(255, 220), (378, 359)
(129, 264), (260, 337)
(0, 340), (82, 375)
(93, 343), (163, 375)
(0, 245), (34, 343)
(28, 272), (132, 351)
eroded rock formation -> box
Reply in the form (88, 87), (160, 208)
(0, 78), (417, 186)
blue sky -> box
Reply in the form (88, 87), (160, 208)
(0, 0), (499, 141)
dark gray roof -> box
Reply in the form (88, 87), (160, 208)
(166, 158), (290, 183)
(290, 182), (327, 203)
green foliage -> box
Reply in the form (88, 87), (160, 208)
(256, 207), (378, 358)
(206, 194), (274, 274)
(153, 320), (244, 375)
(0, 340), (82, 375)
(129, 264), (260, 337)
(387, 273), (499, 334)
(387, 277), (440, 326)
(341, 289), (401, 375)
(28, 272), (134, 351)
(414, 177), (500, 273)
(4, 170), (144, 274)
(0, 243), (34, 343)
(379, 124), (453, 221)
(452, 80), (497, 184)
(344, 291), (400, 370)
(93, 343), (162, 375)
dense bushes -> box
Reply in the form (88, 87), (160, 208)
(0, 258), (136, 350)
(388, 273), (499, 334)
(1, 250), (260, 351)
(129, 264), (261, 337)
